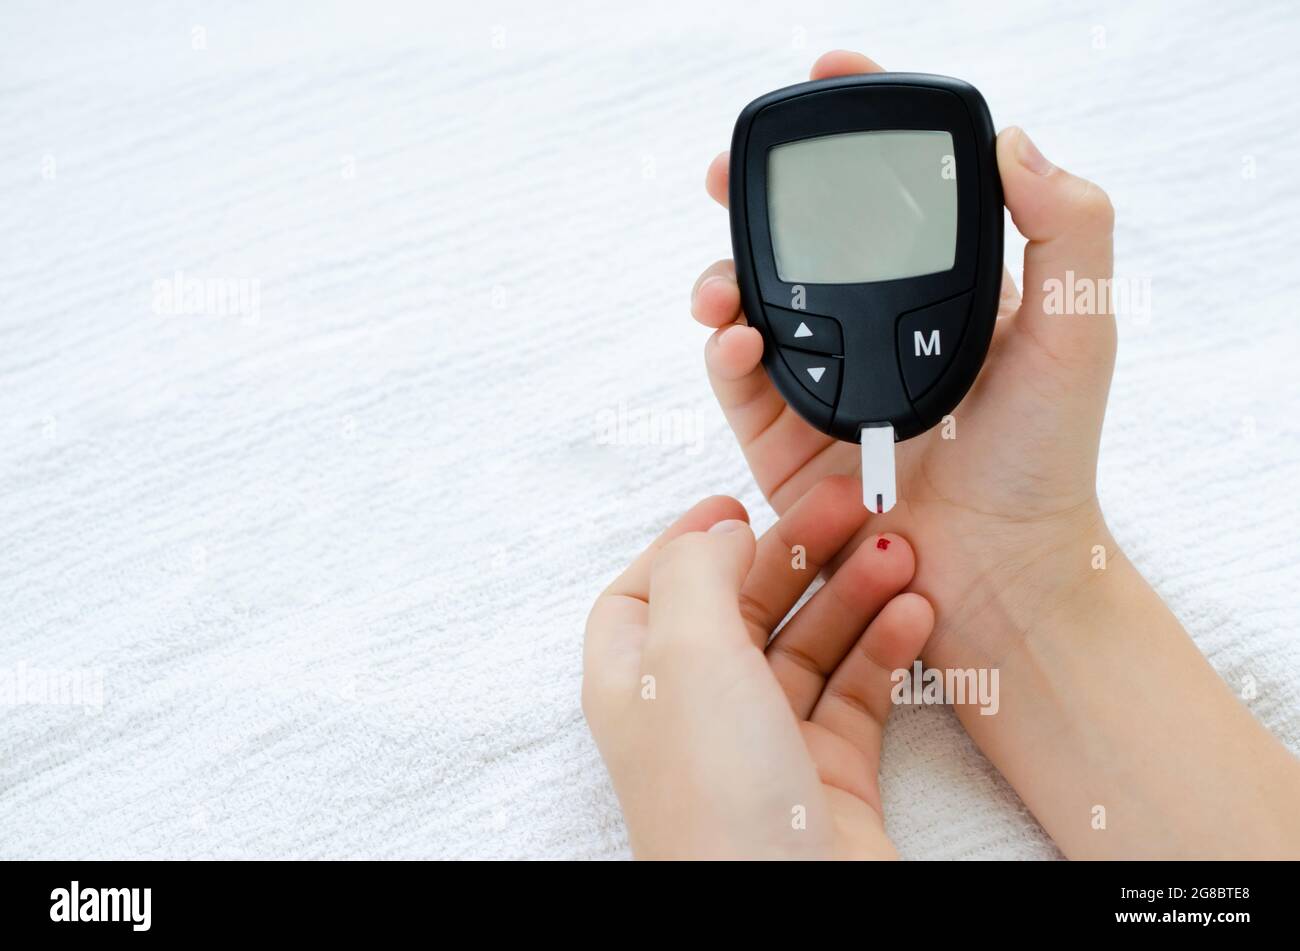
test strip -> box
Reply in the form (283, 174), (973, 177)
(859, 424), (897, 514)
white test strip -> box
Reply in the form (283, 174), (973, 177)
(859, 424), (897, 514)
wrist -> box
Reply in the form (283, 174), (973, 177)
(923, 497), (1116, 671)
(943, 510), (1300, 857)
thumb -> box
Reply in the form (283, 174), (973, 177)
(646, 518), (757, 656)
(999, 126), (1117, 373)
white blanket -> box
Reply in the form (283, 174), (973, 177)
(2, 0), (1297, 859)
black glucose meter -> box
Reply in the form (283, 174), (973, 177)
(728, 73), (1003, 511)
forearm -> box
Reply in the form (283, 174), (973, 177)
(943, 527), (1300, 858)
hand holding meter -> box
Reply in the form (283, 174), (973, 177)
(728, 73), (1004, 512)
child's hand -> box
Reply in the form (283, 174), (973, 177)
(583, 477), (932, 859)
(692, 50), (1116, 672)
(689, 51), (1300, 859)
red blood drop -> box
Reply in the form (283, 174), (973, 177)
(876, 538), (891, 550)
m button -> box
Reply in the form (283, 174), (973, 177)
(897, 293), (970, 401)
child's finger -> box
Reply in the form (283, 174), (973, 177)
(735, 475), (868, 648)
(705, 151), (729, 208)
(585, 496), (748, 694)
(644, 520), (757, 658)
(706, 323), (764, 381)
(597, 495), (748, 607)
(690, 259), (741, 327)
(766, 533), (916, 719)
(998, 126), (1117, 372)
(809, 49), (885, 79)
(700, 314), (776, 437)
(702, 319), (845, 507)
(808, 593), (934, 762)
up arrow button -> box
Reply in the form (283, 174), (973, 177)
(764, 306), (843, 355)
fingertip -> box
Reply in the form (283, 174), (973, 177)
(825, 532), (918, 620)
(713, 518), (759, 586)
(707, 517), (750, 535)
(890, 591), (936, 640)
(705, 152), (730, 207)
(996, 128), (1055, 223)
(810, 49), (885, 80)
(693, 494), (749, 526)
(866, 592), (935, 669)
(1002, 126), (1054, 176)
(706, 324), (764, 380)
(653, 513), (756, 600)
(996, 126), (1114, 243)
(997, 127), (1057, 238)
(690, 273), (741, 327)
(863, 532), (916, 585)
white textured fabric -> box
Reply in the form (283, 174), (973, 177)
(2, 0), (1297, 860)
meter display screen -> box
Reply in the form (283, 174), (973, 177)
(766, 130), (957, 284)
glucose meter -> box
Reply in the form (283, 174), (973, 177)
(728, 73), (1003, 512)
